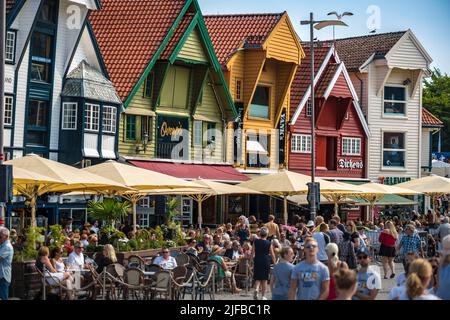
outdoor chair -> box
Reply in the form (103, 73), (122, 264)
(105, 263), (126, 299)
(198, 251), (209, 261)
(128, 255), (146, 270)
(175, 253), (190, 266)
(148, 270), (172, 300)
(194, 262), (215, 300)
(122, 268), (146, 300)
(206, 260), (224, 293)
(33, 265), (70, 300)
(171, 266), (187, 300)
(180, 266), (197, 300)
(234, 257), (253, 294)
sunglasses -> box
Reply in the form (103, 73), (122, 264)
(305, 244), (317, 249)
(357, 255), (368, 260)
(163, 251), (169, 253)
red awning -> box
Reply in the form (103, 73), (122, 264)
(128, 160), (250, 183)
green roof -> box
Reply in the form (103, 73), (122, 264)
(351, 194), (417, 206)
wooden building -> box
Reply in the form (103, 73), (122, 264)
(289, 45), (370, 180)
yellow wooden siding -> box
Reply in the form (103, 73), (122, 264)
(266, 17), (300, 64)
(118, 113), (156, 158)
(118, 82), (155, 157)
(159, 65), (191, 112)
(230, 51), (245, 102)
(243, 50), (266, 111)
(226, 121), (234, 164)
(177, 28), (209, 62)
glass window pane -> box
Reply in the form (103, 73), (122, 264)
(383, 132), (405, 149)
(4, 96), (13, 125)
(384, 102), (405, 114)
(6, 31), (15, 61)
(249, 86), (270, 119)
(28, 100), (48, 127)
(62, 103), (77, 130)
(126, 115), (136, 140)
(383, 151), (405, 167)
(384, 86), (406, 101)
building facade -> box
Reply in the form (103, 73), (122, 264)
(289, 45), (370, 180)
(421, 108), (444, 174)
(3, 0), (120, 165)
(334, 30), (433, 184)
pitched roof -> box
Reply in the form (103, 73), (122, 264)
(160, 12), (196, 60)
(6, 0), (18, 16)
(332, 31), (407, 72)
(290, 45), (332, 111)
(62, 60), (122, 105)
(89, 0), (187, 101)
(422, 108), (444, 127)
(203, 13), (283, 66)
(315, 63), (340, 97)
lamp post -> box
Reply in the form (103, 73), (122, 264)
(301, 13), (348, 222)
(327, 11), (353, 41)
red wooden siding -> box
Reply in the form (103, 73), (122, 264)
(329, 73), (352, 98)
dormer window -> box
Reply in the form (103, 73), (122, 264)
(384, 86), (406, 115)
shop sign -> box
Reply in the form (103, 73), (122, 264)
(379, 176), (411, 185)
(338, 159), (364, 170)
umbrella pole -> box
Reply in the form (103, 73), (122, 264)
(198, 199), (203, 230)
(334, 196), (339, 217)
(132, 199), (137, 234)
(283, 196), (288, 225)
(30, 196), (37, 228)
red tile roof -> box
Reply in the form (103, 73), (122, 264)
(316, 63), (339, 97)
(6, 0), (18, 16)
(89, 0), (187, 101)
(331, 31), (407, 72)
(204, 13), (283, 66)
(160, 12), (195, 60)
(129, 160), (250, 182)
(290, 45), (332, 113)
(422, 108), (444, 126)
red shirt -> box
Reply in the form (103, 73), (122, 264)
(379, 231), (396, 247)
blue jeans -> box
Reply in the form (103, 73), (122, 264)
(0, 278), (10, 301)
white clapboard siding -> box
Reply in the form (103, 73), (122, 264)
(101, 135), (116, 159)
(3, 129), (12, 148)
(367, 65), (421, 181)
(13, 44), (30, 148)
(11, 0), (42, 66)
(4, 65), (15, 93)
(62, 6), (89, 73)
(421, 129), (432, 168)
(84, 133), (99, 157)
(387, 35), (429, 70)
(349, 72), (369, 117)
(68, 27), (102, 74)
(49, 1), (87, 154)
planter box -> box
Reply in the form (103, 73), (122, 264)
(10, 260), (41, 300)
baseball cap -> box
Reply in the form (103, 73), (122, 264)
(356, 247), (370, 256)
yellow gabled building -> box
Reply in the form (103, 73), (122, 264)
(205, 12), (305, 172)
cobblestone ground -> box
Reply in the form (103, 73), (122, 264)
(197, 262), (402, 301)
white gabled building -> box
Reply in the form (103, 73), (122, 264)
(3, 0), (120, 166)
(334, 30), (433, 184)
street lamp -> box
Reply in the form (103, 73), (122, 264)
(327, 11), (353, 41)
(301, 13), (349, 222)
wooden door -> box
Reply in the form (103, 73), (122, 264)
(316, 136), (327, 169)
(326, 137), (337, 170)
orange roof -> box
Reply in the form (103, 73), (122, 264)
(204, 13), (283, 66)
(89, 0), (187, 101)
(422, 108), (444, 127)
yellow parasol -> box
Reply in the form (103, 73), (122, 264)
(396, 175), (450, 209)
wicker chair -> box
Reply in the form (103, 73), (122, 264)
(194, 262), (216, 300)
(148, 270), (172, 300)
(127, 255), (146, 270)
(175, 253), (189, 266)
(171, 266), (187, 300)
(234, 257), (253, 294)
(122, 267), (146, 300)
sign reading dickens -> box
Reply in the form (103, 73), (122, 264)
(156, 116), (189, 159)
(338, 159), (364, 170)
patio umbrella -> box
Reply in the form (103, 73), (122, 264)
(238, 170), (357, 225)
(356, 182), (421, 223)
(6, 154), (130, 227)
(396, 175), (450, 209)
(82, 161), (206, 233)
(142, 180), (260, 229)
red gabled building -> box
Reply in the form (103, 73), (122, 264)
(288, 44), (370, 180)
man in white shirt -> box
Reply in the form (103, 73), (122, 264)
(67, 242), (86, 270)
(153, 248), (177, 270)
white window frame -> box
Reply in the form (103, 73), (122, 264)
(236, 79), (242, 101)
(382, 131), (407, 169)
(383, 85), (407, 116)
(138, 197), (150, 208)
(306, 100), (312, 117)
(291, 134), (311, 153)
(4, 95), (13, 126)
(62, 102), (77, 130)
(5, 31), (15, 62)
(84, 103), (100, 132)
(342, 137), (361, 156)
(102, 106), (116, 134)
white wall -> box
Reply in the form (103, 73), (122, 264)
(421, 128), (432, 168)
(68, 27), (101, 74)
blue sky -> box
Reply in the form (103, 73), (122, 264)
(198, 0), (450, 74)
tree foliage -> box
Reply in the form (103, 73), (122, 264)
(423, 68), (450, 151)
